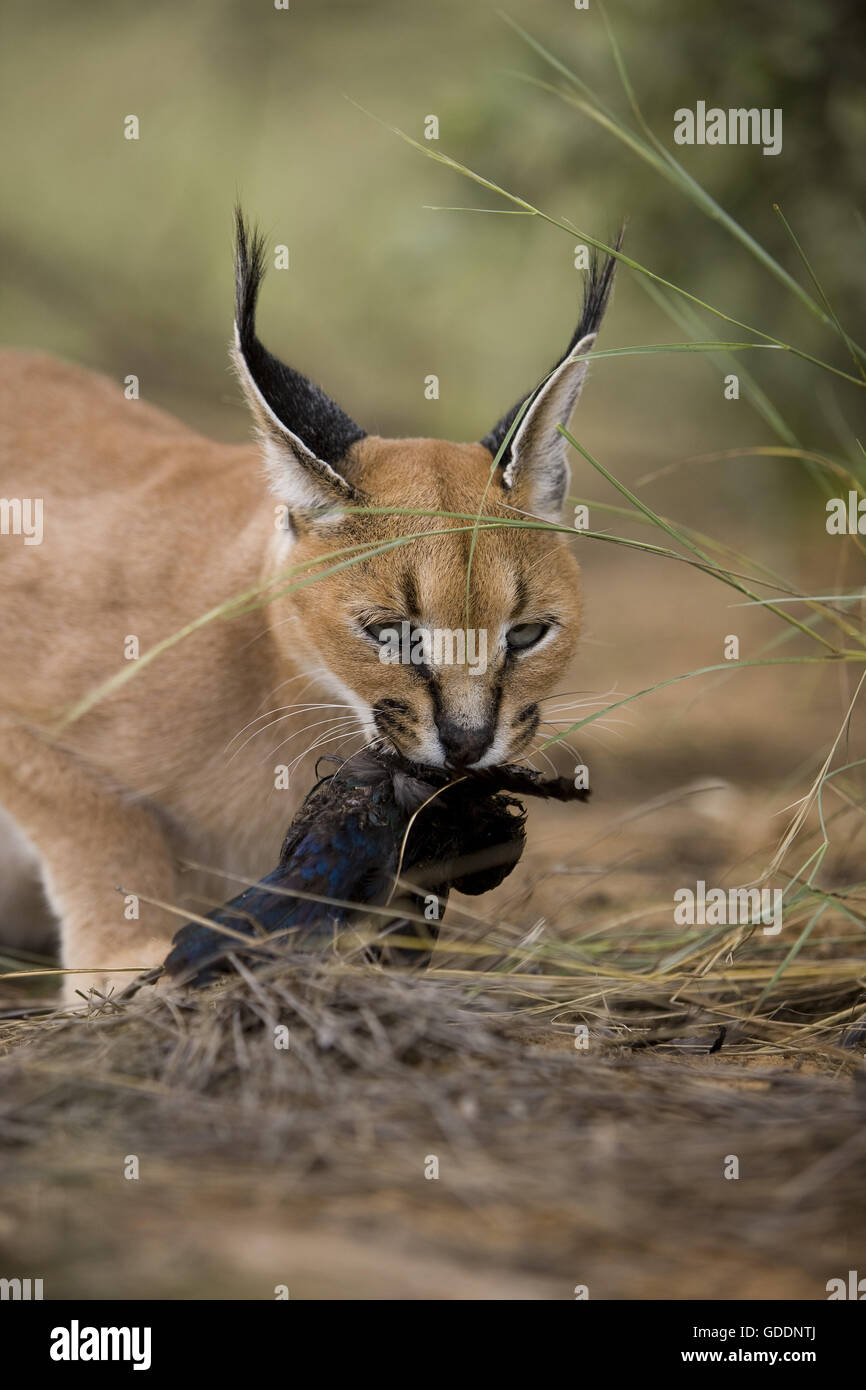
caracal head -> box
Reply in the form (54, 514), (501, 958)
(231, 209), (619, 770)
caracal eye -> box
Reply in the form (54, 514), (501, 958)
(506, 621), (549, 651)
(362, 619), (409, 645)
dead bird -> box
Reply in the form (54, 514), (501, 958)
(162, 749), (588, 986)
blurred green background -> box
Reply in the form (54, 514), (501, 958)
(1, 0), (863, 526)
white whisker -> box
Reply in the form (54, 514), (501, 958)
(268, 715), (363, 761)
(281, 725), (369, 780)
(225, 702), (355, 759)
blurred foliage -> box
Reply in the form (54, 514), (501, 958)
(0, 0), (863, 515)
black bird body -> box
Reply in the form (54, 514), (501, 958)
(163, 751), (588, 985)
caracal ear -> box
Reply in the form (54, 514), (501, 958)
(501, 332), (596, 522)
(481, 232), (623, 523)
(231, 207), (367, 518)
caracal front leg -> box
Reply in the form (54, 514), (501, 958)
(0, 725), (180, 1004)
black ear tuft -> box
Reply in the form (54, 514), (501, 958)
(233, 206), (366, 470)
(481, 226), (624, 466)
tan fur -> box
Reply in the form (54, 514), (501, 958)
(0, 349), (581, 1001)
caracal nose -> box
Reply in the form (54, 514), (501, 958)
(436, 717), (493, 770)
